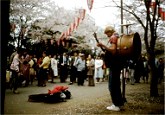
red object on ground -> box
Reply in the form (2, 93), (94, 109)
(48, 86), (69, 94)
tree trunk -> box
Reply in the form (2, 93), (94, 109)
(148, 51), (159, 97)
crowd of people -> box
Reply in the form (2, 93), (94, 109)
(7, 48), (108, 93)
(6, 25), (164, 112)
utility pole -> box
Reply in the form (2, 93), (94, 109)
(121, 0), (123, 34)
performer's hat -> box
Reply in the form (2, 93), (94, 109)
(104, 26), (115, 34)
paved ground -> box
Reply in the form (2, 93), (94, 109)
(4, 78), (111, 114)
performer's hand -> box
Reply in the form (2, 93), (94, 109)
(97, 43), (103, 47)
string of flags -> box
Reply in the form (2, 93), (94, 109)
(57, 0), (94, 46)
(57, 8), (86, 46)
(87, 0), (94, 11)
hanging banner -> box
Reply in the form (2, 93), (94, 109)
(50, 39), (54, 45)
(57, 39), (60, 46)
(59, 32), (64, 40)
(74, 17), (78, 30)
(62, 40), (65, 46)
(72, 22), (76, 31)
(87, 0), (94, 11)
(69, 27), (72, 35)
(161, 12), (165, 20)
(66, 30), (70, 36)
(70, 23), (74, 32)
(64, 32), (67, 38)
(75, 17), (81, 29)
(67, 28), (71, 36)
(161, 8), (165, 21)
(150, 2), (156, 12)
(79, 9), (86, 20)
(158, 7), (162, 16)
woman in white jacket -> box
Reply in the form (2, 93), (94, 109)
(51, 55), (58, 83)
(94, 55), (103, 83)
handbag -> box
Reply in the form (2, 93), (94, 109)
(6, 70), (11, 82)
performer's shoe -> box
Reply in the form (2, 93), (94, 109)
(42, 84), (46, 87)
(13, 90), (19, 94)
(106, 104), (120, 111)
(68, 82), (73, 85)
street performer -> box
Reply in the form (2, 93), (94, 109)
(97, 26), (124, 111)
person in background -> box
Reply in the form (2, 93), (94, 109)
(39, 51), (50, 87)
(28, 53), (36, 85)
(97, 26), (124, 111)
(94, 55), (104, 83)
(141, 56), (149, 83)
(10, 48), (23, 94)
(48, 54), (53, 82)
(36, 56), (43, 86)
(128, 60), (135, 85)
(21, 49), (30, 87)
(9, 47), (18, 65)
(157, 58), (164, 84)
(59, 52), (68, 83)
(50, 55), (58, 83)
(75, 53), (86, 86)
(134, 56), (144, 83)
(69, 52), (79, 85)
(86, 54), (95, 86)
(101, 53), (109, 82)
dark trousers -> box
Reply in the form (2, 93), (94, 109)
(70, 66), (77, 83)
(77, 70), (85, 85)
(10, 70), (19, 91)
(60, 65), (68, 82)
(108, 67), (124, 106)
(38, 68), (48, 86)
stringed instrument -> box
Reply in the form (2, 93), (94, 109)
(93, 32), (114, 67)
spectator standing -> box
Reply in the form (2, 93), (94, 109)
(86, 54), (95, 86)
(50, 55), (58, 83)
(69, 52), (79, 85)
(28, 53), (36, 85)
(36, 56), (43, 86)
(59, 52), (68, 83)
(134, 56), (144, 83)
(39, 51), (50, 87)
(141, 57), (149, 83)
(128, 60), (135, 85)
(10, 48), (23, 94)
(75, 53), (86, 86)
(157, 58), (164, 84)
(94, 55), (104, 83)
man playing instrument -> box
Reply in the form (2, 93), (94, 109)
(97, 26), (124, 111)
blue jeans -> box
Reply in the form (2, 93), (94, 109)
(108, 67), (124, 106)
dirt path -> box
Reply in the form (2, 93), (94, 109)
(4, 79), (164, 114)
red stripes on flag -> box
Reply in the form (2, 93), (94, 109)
(150, 2), (156, 12)
(79, 9), (86, 20)
(87, 0), (94, 11)
(57, 8), (87, 46)
(158, 7), (165, 21)
(75, 17), (81, 29)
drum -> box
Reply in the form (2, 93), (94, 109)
(117, 32), (141, 61)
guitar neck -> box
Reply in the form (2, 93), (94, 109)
(93, 33), (105, 52)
